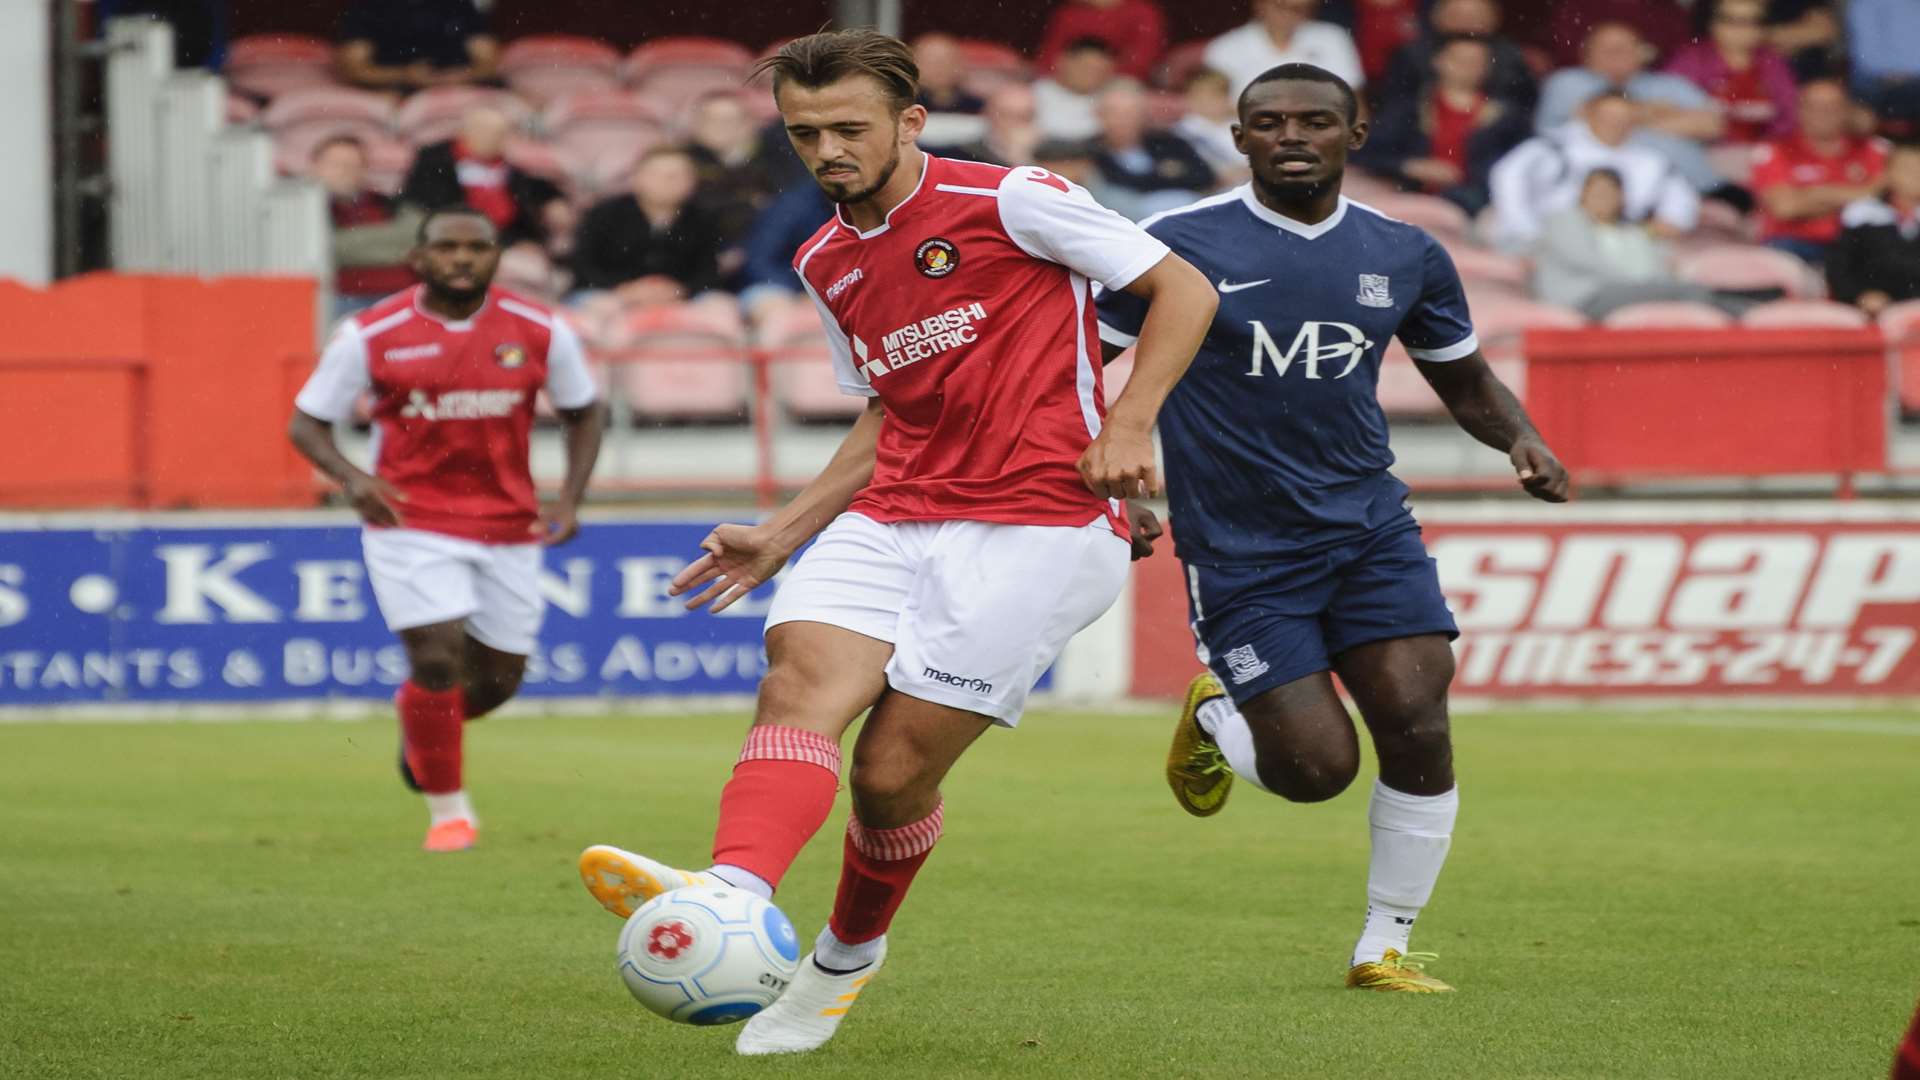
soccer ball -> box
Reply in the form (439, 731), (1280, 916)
(616, 886), (802, 1025)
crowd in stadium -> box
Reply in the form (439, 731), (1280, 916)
(131, 0), (1920, 417)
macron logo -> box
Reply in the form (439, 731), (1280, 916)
(384, 343), (442, 362)
(826, 267), (864, 302)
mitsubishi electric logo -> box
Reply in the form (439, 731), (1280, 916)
(855, 303), (989, 380)
(399, 388), (525, 421)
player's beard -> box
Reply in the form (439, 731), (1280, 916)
(818, 143), (902, 206)
(1256, 163), (1344, 206)
(426, 273), (490, 307)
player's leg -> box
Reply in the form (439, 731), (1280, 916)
(1323, 524), (1462, 990)
(459, 635), (526, 720)
(580, 514), (904, 916)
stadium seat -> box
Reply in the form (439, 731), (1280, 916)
(607, 301), (753, 423)
(1880, 299), (1920, 415)
(542, 92), (669, 191)
(1156, 39), (1211, 89)
(1447, 245), (1530, 290)
(1375, 339), (1446, 417)
(1363, 192), (1471, 240)
(763, 301), (866, 421)
(1601, 301), (1736, 328)
(503, 137), (571, 186)
(624, 36), (755, 75)
(623, 37), (753, 118)
(1101, 349), (1135, 408)
(260, 86), (394, 132)
(394, 87), (533, 144)
(1676, 243), (1817, 298)
(274, 127), (408, 178)
(500, 35), (622, 104)
(1738, 299), (1871, 327)
(1469, 297), (1588, 339)
(497, 245), (559, 302)
(956, 39), (1030, 98)
(224, 34), (334, 100)
(1694, 197), (1756, 241)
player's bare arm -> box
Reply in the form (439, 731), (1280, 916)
(1415, 352), (1571, 502)
(670, 397), (885, 613)
(540, 401), (607, 546)
(287, 409), (404, 527)
(1078, 255), (1216, 502)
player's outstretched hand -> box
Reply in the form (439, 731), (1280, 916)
(1079, 425), (1160, 501)
(669, 523), (787, 613)
(1511, 437), (1570, 503)
(344, 474), (404, 528)
(538, 502), (581, 546)
(1128, 504), (1163, 561)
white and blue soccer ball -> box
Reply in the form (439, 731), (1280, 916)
(615, 886), (802, 1025)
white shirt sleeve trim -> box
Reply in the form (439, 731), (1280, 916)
(796, 275), (878, 398)
(1405, 333), (1479, 363)
(293, 322), (372, 423)
(1097, 320), (1140, 348)
(544, 317), (600, 410)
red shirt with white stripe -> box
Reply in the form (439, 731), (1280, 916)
(794, 154), (1169, 537)
(294, 286), (599, 543)
(1751, 135), (1890, 244)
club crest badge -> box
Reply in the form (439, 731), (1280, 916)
(1356, 274), (1393, 308)
(914, 238), (960, 278)
(495, 343), (527, 368)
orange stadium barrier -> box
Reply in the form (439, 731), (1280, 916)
(0, 274), (318, 509)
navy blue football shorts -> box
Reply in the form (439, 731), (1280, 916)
(1184, 523), (1459, 705)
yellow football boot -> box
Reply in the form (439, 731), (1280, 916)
(1166, 671), (1234, 817)
(1345, 949), (1455, 993)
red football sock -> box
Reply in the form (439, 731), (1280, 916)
(397, 681), (464, 794)
(709, 725), (842, 889)
(829, 803), (945, 945)
(1896, 999), (1920, 1080)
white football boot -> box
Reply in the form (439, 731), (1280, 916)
(577, 844), (724, 918)
(735, 942), (887, 1056)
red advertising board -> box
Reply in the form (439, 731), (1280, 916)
(1129, 505), (1920, 698)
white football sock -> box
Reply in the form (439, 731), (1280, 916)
(424, 790), (476, 827)
(813, 925), (885, 972)
(1353, 780), (1457, 965)
(706, 863), (774, 899)
(1195, 695), (1272, 793)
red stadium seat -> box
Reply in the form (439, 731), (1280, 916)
(1469, 297), (1588, 339)
(608, 302), (753, 423)
(393, 87), (532, 144)
(274, 127), (407, 177)
(1156, 39), (1211, 89)
(625, 37), (756, 75)
(956, 38), (1030, 98)
(1375, 339), (1446, 416)
(1601, 301), (1736, 328)
(503, 137), (571, 186)
(542, 91), (669, 191)
(1738, 299), (1872, 327)
(1101, 349), (1134, 408)
(1676, 243), (1817, 298)
(225, 34), (335, 100)
(1361, 192), (1471, 241)
(542, 90), (666, 132)
(1446, 245), (1530, 290)
(500, 34), (622, 75)
(1880, 299), (1920, 415)
(260, 86), (394, 132)
(764, 302), (866, 421)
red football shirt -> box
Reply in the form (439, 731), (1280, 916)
(295, 286), (599, 543)
(1751, 135), (1891, 244)
(794, 155), (1170, 537)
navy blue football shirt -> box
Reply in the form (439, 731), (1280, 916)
(1097, 186), (1476, 565)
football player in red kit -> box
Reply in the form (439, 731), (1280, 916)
(574, 30), (1217, 1055)
(290, 206), (605, 852)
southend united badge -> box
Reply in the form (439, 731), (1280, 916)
(495, 343), (527, 368)
(914, 237), (959, 278)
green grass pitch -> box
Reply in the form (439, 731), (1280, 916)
(3, 706), (1917, 1079)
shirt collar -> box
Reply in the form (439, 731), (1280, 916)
(1236, 185), (1349, 239)
(835, 150), (933, 240)
(411, 286), (491, 331)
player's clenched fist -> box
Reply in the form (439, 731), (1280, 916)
(343, 473), (405, 527)
(1078, 424), (1160, 500)
(1509, 437), (1571, 503)
(669, 523), (789, 613)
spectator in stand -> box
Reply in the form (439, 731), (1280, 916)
(1847, 0), (1920, 130)
(1034, 37), (1123, 141)
(1539, 0), (1692, 69)
(1664, 0), (1799, 146)
(1204, 0), (1366, 99)
(685, 91), (782, 275)
(1490, 92), (1701, 251)
(312, 135), (418, 319)
(1763, 0), (1841, 82)
(1537, 23), (1731, 198)
(738, 181), (833, 322)
(912, 34), (986, 115)
(1354, 35), (1529, 216)
(335, 0), (498, 92)
(573, 147), (724, 303)
(1036, 0), (1168, 83)
(1351, 0), (1423, 88)
(400, 107), (571, 253)
(1090, 84), (1216, 220)
(1827, 142), (1920, 314)
(1533, 168), (1761, 318)
(943, 84), (1043, 168)
(1751, 80), (1889, 265)
(1380, 0), (1535, 108)
(1175, 69), (1248, 182)
(1034, 138), (1112, 203)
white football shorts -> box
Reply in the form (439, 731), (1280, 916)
(361, 528), (545, 655)
(764, 512), (1130, 725)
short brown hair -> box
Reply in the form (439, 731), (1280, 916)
(753, 29), (920, 113)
